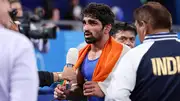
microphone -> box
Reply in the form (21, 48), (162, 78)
(65, 48), (78, 89)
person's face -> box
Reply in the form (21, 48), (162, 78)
(135, 20), (147, 43)
(10, 2), (23, 17)
(0, 0), (15, 28)
(71, 0), (79, 6)
(52, 9), (60, 21)
(82, 17), (104, 44)
(0, 0), (11, 12)
(114, 30), (135, 48)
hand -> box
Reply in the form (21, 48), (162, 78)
(54, 84), (70, 100)
(62, 66), (77, 83)
(83, 81), (105, 97)
(53, 72), (60, 82)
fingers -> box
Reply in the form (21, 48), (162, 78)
(55, 87), (64, 95)
(83, 81), (96, 89)
(84, 92), (94, 96)
(54, 92), (58, 98)
(54, 85), (67, 100)
(83, 83), (94, 90)
(84, 87), (94, 93)
(54, 91), (66, 99)
(84, 87), (95, 96)
(83, 81), (95, 96)
(54, 90), (66, 99)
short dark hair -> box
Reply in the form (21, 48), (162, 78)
(134, 2), (172, 30)
(110, 21), (137, 36)
(82, 3), (115, 27)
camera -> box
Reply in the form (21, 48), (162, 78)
(9, 9), (57, 39)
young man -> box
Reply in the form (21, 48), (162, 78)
(111, 22), (137, 48)
(77, 22), (136, 50)
(54, 3), (130, 101)
(105, 2), (180, 101)
(0, 0), (39, 101)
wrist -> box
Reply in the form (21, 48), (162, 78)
(57, 72), (62, 81)
(53, 72), (59, 82)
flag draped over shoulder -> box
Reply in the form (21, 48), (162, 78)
(74, 37), (123, 82)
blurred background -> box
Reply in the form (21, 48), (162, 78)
(15, 0), (180, 100)
(18, 0), (180, 72)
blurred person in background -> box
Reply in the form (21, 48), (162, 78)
(111, 22), (137, 48)
(105, 2), (180, 101)
(111, 6), (124, 21)
(0, 0), (39, 101)
(63, 0), (82, 30)
(65, 0), (82, 20)
(52, 8), (60, 21)
(34, 6), (45, 19)
(51, 8), (60, 31)
(9, 0), (50, 53)
(43, 0), (53, 20)
(8, 0), (64, 87)
(54, 3), (130, 101)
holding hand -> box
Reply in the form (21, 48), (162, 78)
(54, 84), (70, 100)
(61, 66), (77, 84)
(83, 81), (105, 97)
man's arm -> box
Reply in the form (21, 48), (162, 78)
(105, 52), (136, 101)
(54, 68), (86, 100)
(10, 39), (39, 101)
(38, 71), (55, 87)
(38, 71), (64, 87)
(67, 68), (86, 100)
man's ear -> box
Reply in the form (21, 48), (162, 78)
(139, 21), (147, 28)
(104, 24), (112, 34)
